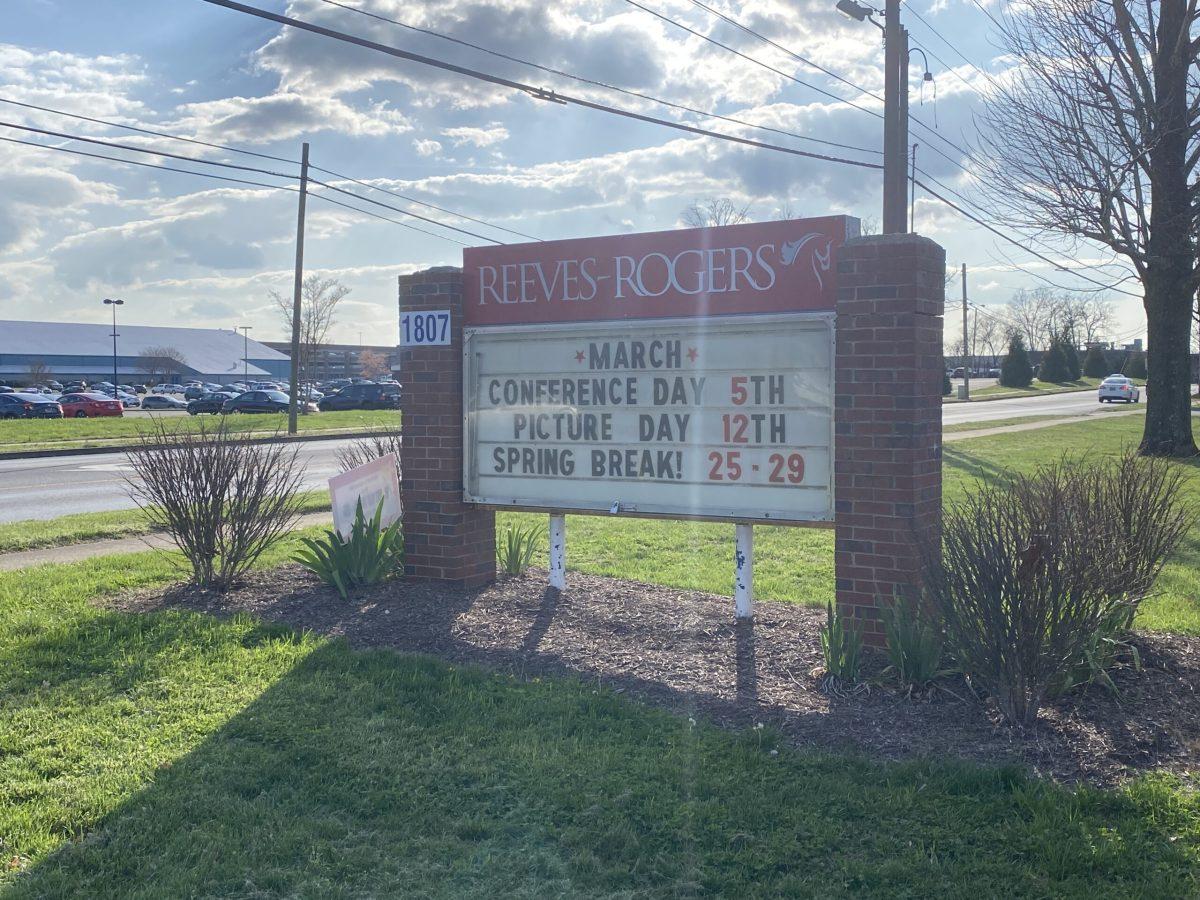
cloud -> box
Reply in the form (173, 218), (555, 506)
(413, 138), (443, 156)
(169, 92), (410, 144)
(442, 124), (508, 147)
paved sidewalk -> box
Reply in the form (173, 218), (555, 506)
(944, 408), (1142, 443)
(0, 511), (332, 572)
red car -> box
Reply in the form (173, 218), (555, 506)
(57, 392), (124, 418)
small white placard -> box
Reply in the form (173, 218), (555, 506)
(400, 309), (451, 346)
(328, 453), (402, 539)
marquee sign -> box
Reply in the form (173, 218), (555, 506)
(462, 216), (857, 523)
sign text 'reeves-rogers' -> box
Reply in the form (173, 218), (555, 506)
(478, 244), (779, 305)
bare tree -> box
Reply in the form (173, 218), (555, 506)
(26, 359), (50, 386)
(1064, 295), (1116, 346)
(1007, 288), (1062, 351)
(270, 275), (351, 385)
(358, 349), (390, 379)
(975, 314), (1003, 366)
(136, 346), (188, 383)
(977, 0), (1198, 455)
(681, 197), (753, 228)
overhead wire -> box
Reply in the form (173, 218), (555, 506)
(307, 177), (504, 243)
(315, 0), (881, 157)
(195, 0), (885, 171)
(0, 101), (528, 243)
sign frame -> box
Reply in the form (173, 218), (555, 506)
(462, 311), (835, 525)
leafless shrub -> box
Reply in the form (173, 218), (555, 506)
(335, 428), (402, 483)
(921, 451), (1193, 727)
(125, 421), (305, 591)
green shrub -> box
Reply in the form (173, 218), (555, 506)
(497, 522), (545, 575)
(883, 596), (948, 689)
(1124, 350), (1148, 379)
(1082, 345), (1109, 378)
(820, 601), (863, 684)
(921, 451), (1192, 726)
(1000, 332), (1034, 388)
(1062, 334), (1081, 381)
(293, 499), (404, 599)
(1037, 338), (1071, 383)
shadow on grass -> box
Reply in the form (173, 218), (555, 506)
(8, 630), (1199, 899)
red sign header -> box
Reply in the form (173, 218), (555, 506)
(462, 215), (857, 326)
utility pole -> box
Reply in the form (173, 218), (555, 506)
(287, 142), (310, 435)
(238, 325), (252, 383)
(103, 298), (123, 395)
(961, 263), (970, 400)
(910, 143), (918, 233)
(882, 0), (909, 234)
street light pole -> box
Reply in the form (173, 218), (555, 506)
(103, 298), (123, 395)
(882, 0), (908, 234)
(237, 325), (252, 383)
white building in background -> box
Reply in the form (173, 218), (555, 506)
(0, 320), (290, 386)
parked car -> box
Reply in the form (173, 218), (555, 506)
(151, 383), (182, 394)
(318, 382), (401, 411)
(57, 392), (123, 418)
(0, 384), (14, 393)
(187, 391), (237, 415)
(141, 394), (189, 411)
(1098, 375), (1141, 403)
(0, 392), (63, 419)
(183, 384), (208, 400)
(223, 390), (317, 414)
(63, 381), (88, 392)
(102, 388), (141, 409)
(47, 380), (63, 391)
(218, 384), (245, 395)
(249, 381), (283, 392)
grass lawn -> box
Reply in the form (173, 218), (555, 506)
(962, 376), (1145, 401)
(0, 491), (332, 554)
(495, 415), (1199, 635)
(0, 409), (398, 452)
(2, 547), (1198, 896)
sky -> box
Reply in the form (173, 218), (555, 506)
(0, 0), (1146, 347)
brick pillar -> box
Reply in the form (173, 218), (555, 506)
(398, 266), (496, 588)
(834, 235), (945, 645)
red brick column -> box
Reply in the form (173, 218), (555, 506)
(398, 266), (496, 588)
(834, 235), (945, 645)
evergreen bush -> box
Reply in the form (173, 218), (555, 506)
(1037, 339), (1072, 383)
(1082, 345), (1109, 379)
(999, 332), (1034, 388)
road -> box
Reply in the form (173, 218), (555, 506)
(0, 390), (1130, 524)
(0, 437), (354, 523)
(942, 388), (1117, 425)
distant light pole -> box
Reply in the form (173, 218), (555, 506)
(103, 298), (124, 394)
(237, 325), (252, 383)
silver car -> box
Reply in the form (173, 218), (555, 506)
(1098, 375), (1141, 403)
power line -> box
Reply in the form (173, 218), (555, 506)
(0, 119), (298, 181)
(914, 177), (1143, 298)
(680, 0), (883, 102)
(636, 0), (977, 171)
(0, 135), (298, 192)
(309, 163), (541, 241)
(904, 5), (1002, 95)
(1, 101), (534, 244)
(622, 0), (883, 120)
(308, 192), (468, 244)
(967, 0), (1005, 32)
(0, 96), (301, 165)
(307, 177), (504, 243)
(2, 135), (474, 246)
(196, 0), (884, 171)
(315, 0), (881, 158)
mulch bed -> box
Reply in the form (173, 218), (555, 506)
(109, 566), (1200, 787)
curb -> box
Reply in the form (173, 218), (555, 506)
(942, 386), (1102, 404)
(0, 429), (392, 462)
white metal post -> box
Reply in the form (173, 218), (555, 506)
(734, 523), (753, 619)
(549, 514), (566, 590)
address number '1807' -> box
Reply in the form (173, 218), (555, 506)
(401, 310), (451, 346)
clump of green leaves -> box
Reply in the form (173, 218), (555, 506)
(820, 601), (864, 685)
(497, 523), (545, 575)
(882, 596), (949, 690)
(294, 499), (404, 598)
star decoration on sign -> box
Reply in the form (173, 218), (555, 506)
(575, 350), (586, 363)
(686, 347), (699, 363)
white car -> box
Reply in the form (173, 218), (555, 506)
(1098, 375), (1141, 403)
(151, 383), (181, 394)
